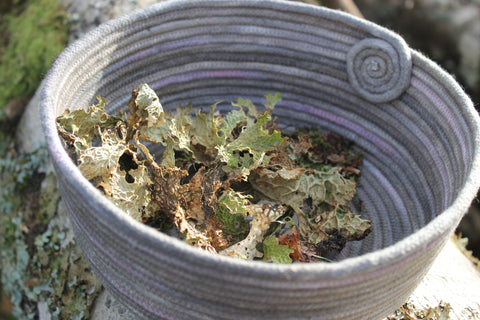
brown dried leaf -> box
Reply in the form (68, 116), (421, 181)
(278, 226), (304, 262)
(150, 167), (188, 214)
(183, 167), (206, 223)
(206, 216), (230, 251)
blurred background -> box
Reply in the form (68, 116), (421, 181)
(1, 0), (479, 319)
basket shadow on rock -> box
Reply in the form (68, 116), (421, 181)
(40, 1), (480, 319)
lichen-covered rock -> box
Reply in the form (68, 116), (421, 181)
(90, 291), (137, 320)
(0, 145), (102, 319)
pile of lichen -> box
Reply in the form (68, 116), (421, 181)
(57, 84), (372, 263)
(0, 132), (102, 319)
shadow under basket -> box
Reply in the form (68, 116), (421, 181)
(40, 1), (480, 319)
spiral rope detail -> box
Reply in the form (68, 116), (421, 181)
(347, 38), (412, 103)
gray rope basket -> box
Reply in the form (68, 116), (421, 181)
(40, 1), (480, 319)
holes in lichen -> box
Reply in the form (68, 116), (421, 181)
(125, 172), (135, 184)
(119, 151), (138, 184)
(119, 151), (138, 172)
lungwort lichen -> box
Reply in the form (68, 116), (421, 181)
(56, 83), (372, 263)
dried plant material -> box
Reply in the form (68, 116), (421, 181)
(291, 129), (363, 177)
(452, 234), (480, 269)
(278, 226), (301, 261)
(220, 202), (285, 260)
(278, 226), (305, 262)
(57, 97), (123, 150)
(56, 83), (372, 263)
(388, 301), (452, 320)
(262, 235), (294, 264)
(250, 166), (371, 245)
(216, 190), (250, 241)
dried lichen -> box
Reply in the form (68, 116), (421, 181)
(388, 301), (452, 320)
(249, 166), (369, 245)
(452, 234), (480, 270)
(221, 202), (286, 260)
(56, 83), (372, 263)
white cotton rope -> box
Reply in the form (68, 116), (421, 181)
(40, 1), (480, 319)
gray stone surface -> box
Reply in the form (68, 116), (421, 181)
(91, 290), (137, 320)
(60, 0), (138, 41)
(16, 79), (45, 154)
(408, 239), (480, 319)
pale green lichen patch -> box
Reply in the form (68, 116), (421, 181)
(57, 97), (124, 151)
(216, 190), (250, 242)
(221, 202), (286, 260)
(56, 83), (372, 263)
(262, 235), (295, 264)
(0, 137), (102, 319)
(249, 166), (367, 244)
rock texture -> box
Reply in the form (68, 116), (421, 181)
(408, 238), (480, 319)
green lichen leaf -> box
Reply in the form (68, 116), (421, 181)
(56, 97), (123, 147)
(168, 107), (194, 153)
(249, 166), (368, 243)
(133, 84), (168, 144)
(140, 104), (194, 154)
(232, 97), (258, 118)
(139, 125), (168, 145)
(219, 105), (248, 140)
(160, 136), (176, 168)
(216, 190), (250, 240)
(217, 111), (283, 170)
(134, 83), (164, 126)
(219, 190), (250, 216)
(262, 236), (293, 264)
(263, 92), (282, 111)
(317, 205), (372, 241)
(77, 138), (127, 181)
(190, 104), (222, 153)
(251, 167), (356, 209)
(98, 164), (155, 221)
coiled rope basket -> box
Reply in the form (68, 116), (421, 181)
(41, 1), (480, 319)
